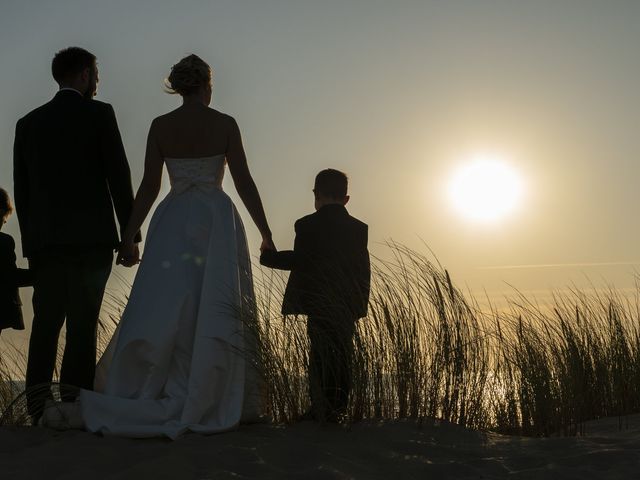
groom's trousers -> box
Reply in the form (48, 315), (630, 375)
(25, 248), (112, 417)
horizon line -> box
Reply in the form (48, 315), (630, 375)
(478, 261), (640, 270)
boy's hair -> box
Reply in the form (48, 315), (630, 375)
(0, 188), (13, 221)
(51, 47), (96, 84)
(314, 169), (348, 199)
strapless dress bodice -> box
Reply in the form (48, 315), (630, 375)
(165, 155), (226, 194)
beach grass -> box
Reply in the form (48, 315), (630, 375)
(2, 242), (640, 436)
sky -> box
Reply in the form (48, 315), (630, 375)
(1, 0), (640, 345)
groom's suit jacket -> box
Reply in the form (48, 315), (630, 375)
(13, 90), (139, 259)
(260, 204), (370, 319)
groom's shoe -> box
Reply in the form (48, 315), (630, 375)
(40, 400), (64, 429)
(41, 400), (84, 430)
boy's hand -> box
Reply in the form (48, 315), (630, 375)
(259, 248), (275, 267)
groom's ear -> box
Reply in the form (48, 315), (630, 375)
(80, 67), (92, 83)
(343, 195), (350, 206)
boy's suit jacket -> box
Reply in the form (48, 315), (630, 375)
(0, 232), (32, 330)
(260, 204), (370, 319)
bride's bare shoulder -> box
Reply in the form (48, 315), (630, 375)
(148, 109), (180, 130)
(207, 107), (236, 123)
(206, 109), (241, 135)
(148, 107), (237, 136)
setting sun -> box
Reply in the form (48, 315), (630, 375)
(448, 155), (524, 223)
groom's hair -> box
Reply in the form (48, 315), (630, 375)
(314, 169), (348, 199)
(51, 47), (96, 84)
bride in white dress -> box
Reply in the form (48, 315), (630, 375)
(78, 55), (275, 439)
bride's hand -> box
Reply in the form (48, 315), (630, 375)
(260, 236), (276, 253)
(117, 241), (140, 267)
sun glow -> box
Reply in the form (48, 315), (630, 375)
(448, 155), (524, 223)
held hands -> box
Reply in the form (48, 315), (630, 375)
(116, 241), (140, 267)
(260, 235), (276, 254)
(117, 237), (270, 266)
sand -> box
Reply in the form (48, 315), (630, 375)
(2, 415), (640, 479)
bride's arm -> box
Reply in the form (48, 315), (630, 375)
(117, 121), (163, 265)
(226, 117), (275, 252)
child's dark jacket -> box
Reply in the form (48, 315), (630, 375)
(260, 204), (370, 319)
(0, 232), (32, 330)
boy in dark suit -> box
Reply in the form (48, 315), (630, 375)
(260, 169), (370, 422)
(0, 188), (32, 335)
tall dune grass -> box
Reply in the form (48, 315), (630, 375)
(2, 243), (640, 436)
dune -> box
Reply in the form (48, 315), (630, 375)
(2, 415), (640, 479)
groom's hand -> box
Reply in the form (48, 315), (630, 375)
(116, 241), (140, 267)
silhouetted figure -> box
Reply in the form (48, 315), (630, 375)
(79, 54), (274, 438)
(13, 47), (139, 418)
(0, 188), (32, 335)
(261, 169), (370, 422)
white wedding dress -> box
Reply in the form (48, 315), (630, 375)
(80, 155), (262, 439)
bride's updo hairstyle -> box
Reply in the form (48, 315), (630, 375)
(164, 54), (212, 96)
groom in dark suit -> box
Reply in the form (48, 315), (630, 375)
(261, 169), (370, 422)
(13, 47), (140, 416)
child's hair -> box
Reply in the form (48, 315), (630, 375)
(314, 169), (348, 199)
(0, 188), (13, 222)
